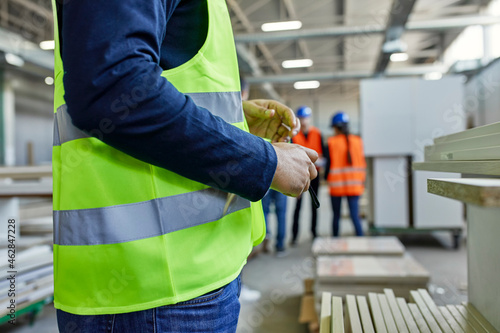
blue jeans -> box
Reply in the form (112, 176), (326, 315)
(262, 189), (287, 250)
(57, 275), (242, 333)
(330, 195), (364, 237)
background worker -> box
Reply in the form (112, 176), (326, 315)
(53, 0), (318, 331)
(261, 189), (288, 256)
(325, 112), (367, 237)
(291, 106), (324, 244)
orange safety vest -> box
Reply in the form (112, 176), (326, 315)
(292, 126), (323, 156)
(327, 134), (366, 196)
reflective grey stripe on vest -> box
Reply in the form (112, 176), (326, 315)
(53, 91), (243, 146)
(54, 188), (250, 246)
(328, 180), (364, 187)
(186, 91), (244, 124)
(53, 104), (89, 146)
(329, 167), (366, 175)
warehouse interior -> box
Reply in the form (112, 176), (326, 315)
(0, 0), (499, 332)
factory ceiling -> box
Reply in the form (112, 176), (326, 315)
(0, 0), (498, 100)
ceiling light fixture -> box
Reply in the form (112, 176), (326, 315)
(39, 40), (55, 50)
(282, 59), (313, 68)
(390, 53), (409, 62)
(424, 72), (443, 80)
(5, 53), (25, 67)
(261, 20), (302, 32)
(45, 77), (54, 85)
(294, 80), (320, 90)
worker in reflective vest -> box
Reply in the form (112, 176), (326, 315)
(291, 106), (325, 244)
(52, 0), (319, 331)
(325, 112), (366, 237)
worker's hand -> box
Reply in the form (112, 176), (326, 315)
(243, 100), (300, 142)
(270, 143), (318, 197)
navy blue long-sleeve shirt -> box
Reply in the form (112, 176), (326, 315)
(58, 0), (277, 202)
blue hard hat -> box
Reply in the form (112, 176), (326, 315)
(296, 106), (312, 118)
(331, 112), (349, 127)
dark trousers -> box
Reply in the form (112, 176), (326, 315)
(292, 176), (320, 241)
(330, 195), (364, 237)
(262, 189), (287, 250)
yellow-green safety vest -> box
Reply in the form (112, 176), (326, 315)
(52, 0), (266, 315)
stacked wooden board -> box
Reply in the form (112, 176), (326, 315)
(0, 246), (53, 319)
(313, 237), (406, 257)
(413, 122), (500, 176)
(0, 166), (54, 324)
(413, 123), (500, 330)
(0, 166), (52, 198)
(312, 237), (429, 300)
(320, 288), (498, 333)
(316, 254), (430, 300)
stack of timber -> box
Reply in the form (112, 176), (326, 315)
(0, 246), (53, 319)
(311, 237), (429, 300)
(19, 200), (53, 235)
(413, 121), (500, 176)
(0, 166), (52, 198)
(319, 288), (498, 333)
(0, 166), (54, 324)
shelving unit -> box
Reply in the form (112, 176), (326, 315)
(0, 166), (54, 326)
(412, 122), (500, 331)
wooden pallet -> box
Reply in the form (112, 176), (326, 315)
(319, 289), (498, 333)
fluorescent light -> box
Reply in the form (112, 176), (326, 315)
(39, 40), (55, 50)
(45, 77), (54, 85)
(294, 80), (320, 90)
(282, 59), (313, 68)
(5, 53), (24, 67)
(424, 72), (443, 80)
(261, 20), (302, 32)
(390, 52), (409, 62)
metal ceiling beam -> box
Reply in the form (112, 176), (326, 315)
(281, 0), (313, 71)
(0, 27), (53, 70)
(374, 0), (418, 76)
(227, 0), (282, 74)
(9, 0), (52, 18)
(235, 15), (500, 43)
(226, 0), (283, 101)
(236, 44), (282, 102)
(244, 64), (447, 84)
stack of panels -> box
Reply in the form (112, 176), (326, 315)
(315, 254), (430, 300)
(320, 289), (498, 333)
(312, 237), (429, 300)
(414, 122), (500, 176)
(19, 201), (53, 235)
(312, 237), (406, 257)
(0, 245), (53, 318)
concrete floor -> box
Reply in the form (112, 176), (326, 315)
(3, 191), (468, 333)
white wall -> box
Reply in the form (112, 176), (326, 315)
(6, 72), (54, 166)
(360, 76), (465, 229)
(15, 110), (53, 165)
(465, 59), (500, 127)
(286, 92), (361, 136)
